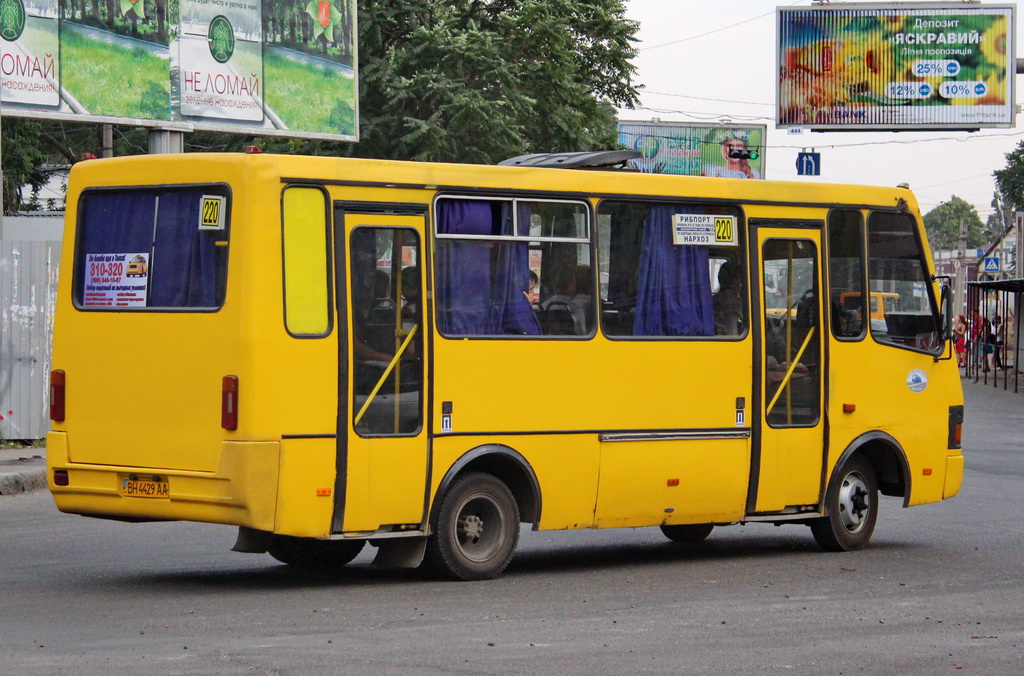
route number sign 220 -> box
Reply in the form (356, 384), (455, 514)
(199, 195), (226, 230)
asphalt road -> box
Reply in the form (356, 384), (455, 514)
(1, 379), (1021, 675)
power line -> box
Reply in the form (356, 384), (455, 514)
(643, 90), (775, 108)
(636, 0), (812, 52)
(639, 11), (775, 51)
(772, 131), (1024, 152)
(630, 106), (773, 122)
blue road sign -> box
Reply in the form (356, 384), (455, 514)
(796, 152), (820, 176)
(984, 257), (1000, 273)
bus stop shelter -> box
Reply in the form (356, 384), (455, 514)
(966, 279), (1024, 392)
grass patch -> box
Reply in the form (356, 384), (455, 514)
(60, 28), (170, 118)
(264, 50), (355, 136)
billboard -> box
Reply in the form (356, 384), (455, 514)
(0, 0), (357, 141)
(619, 121), (767, 179)
(777, 3), (1015, 130)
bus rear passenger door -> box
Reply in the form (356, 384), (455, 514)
(334, 210), (429, 534)
(751, 227), (825, 514)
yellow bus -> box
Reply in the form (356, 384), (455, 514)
(47, 151), (964, 580)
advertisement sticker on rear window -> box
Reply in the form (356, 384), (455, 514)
(82, 253), (149, 307)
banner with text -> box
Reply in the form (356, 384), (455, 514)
(777, 4), (1015, 130)
(0, 0), (357, 140)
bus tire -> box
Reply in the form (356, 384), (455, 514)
(426, 472), (519, 581)
(267, 535), (365, 569)
(810, 456), (878, 552)
(660, 523), (714, 543)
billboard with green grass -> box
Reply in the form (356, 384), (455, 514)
(0, 0), (357, 141)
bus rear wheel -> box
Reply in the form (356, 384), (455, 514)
(660, 523), (714, 543)
(810, 456), (878, 552)
(268, 535), (365, 569)
(426, 472), (520, 581)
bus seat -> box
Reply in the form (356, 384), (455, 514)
(363, 306), (397, 352)
(543, 303), (579, 335)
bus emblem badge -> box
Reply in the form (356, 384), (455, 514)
(907, 369), (928, 393)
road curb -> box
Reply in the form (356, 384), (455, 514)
(0, 468), (48, 496)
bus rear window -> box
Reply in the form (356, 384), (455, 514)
(74, 186), (230, 310)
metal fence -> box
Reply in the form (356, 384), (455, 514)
(1, 241), (61, 440)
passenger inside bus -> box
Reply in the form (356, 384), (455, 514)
(400, 265), (420, 322)
(713, 259), (744, 335)
(353, 270), (394, 362)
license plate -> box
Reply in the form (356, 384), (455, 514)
(122, 478), (169, 499)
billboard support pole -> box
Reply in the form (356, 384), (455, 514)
(99, 125), (114, 159)
(956, 215), (967, 314)
(1, 113), (5, 240)
(148, 130), (184, 154)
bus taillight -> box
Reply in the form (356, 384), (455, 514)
(222, 375), (239, 430)
(50, 370), (66, 422)
(948, 405), (964, 449)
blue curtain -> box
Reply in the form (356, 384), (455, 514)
(489, 203), (542, 335)
(80, 191), (155, 256)
(436, 200), (541, 336)
(634, 206), (714, 336)
(150, 190), (219, 307)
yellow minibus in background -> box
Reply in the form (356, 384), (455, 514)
(47, 151), (964, 580)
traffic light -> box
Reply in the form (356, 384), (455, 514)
(728, 147), (759, 161)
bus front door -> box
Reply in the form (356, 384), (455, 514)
(750, 228), (825, 514)
(334, 210), (430, 534)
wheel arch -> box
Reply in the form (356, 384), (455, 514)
(431, 444), (542, 529)
(832, 431), (912, 507)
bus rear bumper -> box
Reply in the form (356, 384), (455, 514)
(46, 432), (279, 530)
(943, 453), (964, 499)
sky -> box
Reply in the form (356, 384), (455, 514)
(618, 0), (1024, 221)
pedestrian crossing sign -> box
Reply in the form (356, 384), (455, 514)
(984, 257), (1000, 272)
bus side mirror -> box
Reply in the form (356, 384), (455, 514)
(940, 284), (953, 341)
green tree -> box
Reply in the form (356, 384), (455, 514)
(994, 140), (1024, 211)
(1, 120), (49, 212)
(985, 187), (1015, 243)
(351, 0), (640, 162)
(923, 196), (986, 250)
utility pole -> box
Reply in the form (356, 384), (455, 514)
(955, 214), (967, 315)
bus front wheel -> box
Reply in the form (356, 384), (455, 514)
(660, 523), (714, 543)
(267, 535), (365, 569)
(810, 457), (878, 552)
(426, 472), (520, 581)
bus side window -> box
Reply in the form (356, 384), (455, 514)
(434, 197), (591, 338)
(828, 210), (866, 340)
(282, 186), (331, 337)
(867, 212), (942, 352)
(598, 200), (745, 338)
